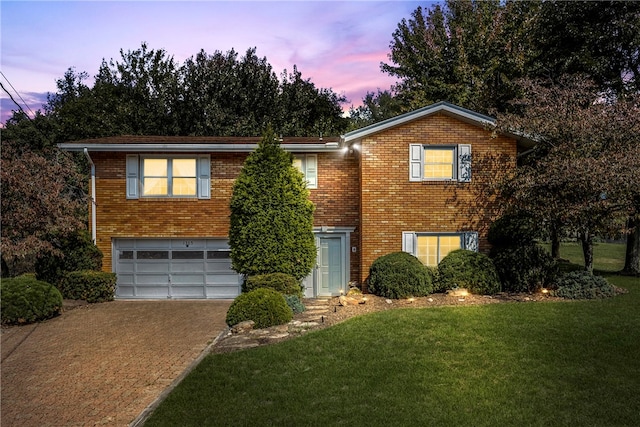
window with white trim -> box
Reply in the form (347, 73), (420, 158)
(409, 144), (471, 182)
(126, 155), (210, 199)
(402, 231), (478, 266)
(293, 154), (318, 189)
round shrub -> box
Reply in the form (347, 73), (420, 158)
(243, 273), (303, 297)
(1, 275), (63, 325)
(35, 230), (103, 286)
(60, 270), (117, 303)
(226, 288), (293, 329)
(284, 294), (306, 314)
(438, 249), (501, 295)
(368, 252), (433, 299)
(491, 245), (559, 293)
(553, 271), (615, 299)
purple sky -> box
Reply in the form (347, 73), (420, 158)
(1, 1), (429, 126)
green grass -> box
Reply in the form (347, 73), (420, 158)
(145, 243), (640, 427)
(549, 241), (626, 273)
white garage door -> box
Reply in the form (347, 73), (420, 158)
(113, 239), (241, 299)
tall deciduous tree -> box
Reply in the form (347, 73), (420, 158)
(497, 77), (640, 272)
(229, 127), (316, 281)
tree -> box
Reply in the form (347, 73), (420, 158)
(380, 0), (539, 115)
(348, 89), (404, 130)
(229, 127), (316, 281)
(496, 77), (640, 272)
(0, 144), (87, 276)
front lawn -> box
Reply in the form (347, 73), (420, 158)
(145, 244), (640, 426)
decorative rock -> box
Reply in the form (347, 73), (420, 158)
(385, 299), (393, 304)
(448, 288), (469, 297)
(427, 298), (433, 302)
(231, 320), (255, 333)
(339, 295), (362, 306)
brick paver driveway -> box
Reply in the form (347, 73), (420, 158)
(1, 300), (231, 426)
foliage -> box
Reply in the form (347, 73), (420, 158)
(381, 0), (540, 115)
(368, 252), (433, 299)
(497, 78), (640, 272)
(284, 294), (306, 315)
(243, 273), (303, 298)
(35, 229), (103, 286)
(491, 245), (558, 293)
(59, 270), (116, 303)
(0, 275), (63, 325)
(552, 270), (615, 299)
(225, 288), (293, 329)
(487, 212), (541, 248)
(438, 249), (501, 295)
(348, 89), (404, 129)
(229, 127), (316, 281)
(0, 144), (86, 276)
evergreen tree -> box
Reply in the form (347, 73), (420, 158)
(229, 127), (316, 281)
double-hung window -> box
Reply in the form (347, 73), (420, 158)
(126, 155), (210, 199)
(293, 154), (318, 189)
(409, 144), (471, 182)
(402, 231), (478, 266)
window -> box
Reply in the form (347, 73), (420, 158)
(293, 154), (318, 189)
(409, 144), (471, 182)
(402, 231), (478, 266)
(126, 155), (210, 199)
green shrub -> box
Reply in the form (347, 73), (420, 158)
(226, 288), (293, 329)
(35, 230), (103, 286)
(368, 252), (433, 299)
(59, 270), (116, 303)
(243, 273), (303, 297)
(491, 245), (559, 293)
(427, 266), (446, 293)
(284, 294), (306, 314)
(1, 275), (63, 325)
(553, 271), (615, 299)
(488, 213), (541, 249)
(438, 249), (501, 295)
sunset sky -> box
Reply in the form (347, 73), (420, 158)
(0, 1), (429, 125)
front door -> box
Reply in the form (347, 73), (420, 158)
(318, 236), (343, 296)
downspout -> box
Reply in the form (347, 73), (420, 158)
(84, 148), (97, 243)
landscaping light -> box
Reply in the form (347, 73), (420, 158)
(541, 288), (549, 294)
(408, 297), (415, 303)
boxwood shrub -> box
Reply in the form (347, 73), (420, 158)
(60, 270), (117, 303)
(1, 275), (63, 325)
(368, 252), (433, 299)
(553, 271), (615, 299)
(226, 288), (293, 329)
(491, 245), (559, 293)
(243, 273), (303, 297)
(438, 249), (501, 295)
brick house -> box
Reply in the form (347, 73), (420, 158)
(59, 102), (531, 299)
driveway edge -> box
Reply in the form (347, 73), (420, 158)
(129, 326), (231, 427)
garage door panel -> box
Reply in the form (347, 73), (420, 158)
(114, 238), (241, 299)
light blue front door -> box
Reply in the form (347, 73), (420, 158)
(318, 236), (343, 296)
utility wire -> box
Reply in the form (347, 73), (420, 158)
(0, 81), (33, 123)
(0, 71), (37, 118)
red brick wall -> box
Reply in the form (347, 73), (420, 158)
(91, 151), (360, 282)
(357, 113), (517, 286)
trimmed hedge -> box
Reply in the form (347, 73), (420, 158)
(59, 270), (117, 303)
(492, 245), (558, 293)
(438, 249), (501, 295)
(553, 271), (615, 299)
(368, 252), (433, 299)
(226, 288), (293, 329)
(1, 275), (63, 325)
(487, 212), (540, 248)
(243, 273), (303, 297)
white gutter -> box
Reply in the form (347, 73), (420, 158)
(83, 148), (97, 243)
(59, 142), (342, 153)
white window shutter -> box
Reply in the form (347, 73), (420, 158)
(197, 156), (211, 199)
(402, 232), (416, 255)
(463, 232), (479, 252)
(126, 155), (139, 199)
(409, 144), (423, 182)
(458, 144), (472, 182)
(306, 154), (317, 189)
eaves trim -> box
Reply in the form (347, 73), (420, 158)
(58, 143), (342, 153)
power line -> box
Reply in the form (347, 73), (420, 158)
(0, 71), (37, 118)
(0, 81), (33, 123)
